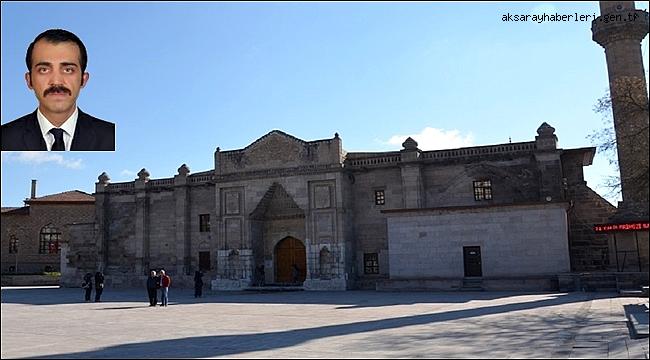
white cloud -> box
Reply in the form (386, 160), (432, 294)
(385, 127), (474, 151)
(530, 3), (557, 16)
(120, 169), (136, 178)
(2, 152), (83, 169)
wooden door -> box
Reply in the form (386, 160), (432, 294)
(463, 246), (482, 277)
(275, 237), (306, 284)
(199, 251), (210, 271)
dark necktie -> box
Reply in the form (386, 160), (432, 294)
(49, 128), (65, 151)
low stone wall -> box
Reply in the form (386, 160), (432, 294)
(1, 275), (60, 286)
(482, 277), (558, 291)
(376, 278), (463, 291)
(558, 272), (649, 292)
(377, 276), (560, 292)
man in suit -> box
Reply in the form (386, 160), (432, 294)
(1, 29), (115, 151)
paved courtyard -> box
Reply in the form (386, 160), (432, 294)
(1, 287), (648, 358)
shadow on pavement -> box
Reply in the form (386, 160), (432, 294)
(1, 286), (592, 308)
(16, 292), (616, 359)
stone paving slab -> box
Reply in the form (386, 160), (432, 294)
(1, 287), (648, 359)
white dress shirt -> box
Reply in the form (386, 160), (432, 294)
(37, 108), (78, 151)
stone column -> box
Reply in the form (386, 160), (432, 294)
(95, 172), (110, 271)
(399, 137), (424, 209)
(174, 164), (191, 276)
(134, 169), (150, 275)
(534, 123), (563, 201)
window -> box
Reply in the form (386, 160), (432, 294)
(364, 253), (379, 274)
(374, 190), (385, 205)
(473, 180), (493, 201)
(39, 224), (61, 254)
(199, 214), (211, 232)
(9, 235), (18, 254)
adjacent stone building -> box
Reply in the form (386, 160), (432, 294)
(1, 181), (95, 274)
(61, 123), (616, 290)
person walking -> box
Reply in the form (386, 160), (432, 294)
(160, 270), (171, 307)
(82, 272), (92, 302)
(194, 270), (204, 298)
(291, 264), (300, 284)
(146, 270), (158, 307)
(255, 264), (265, 287)
(94, 271), (105, 302)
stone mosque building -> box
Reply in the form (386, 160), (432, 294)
(60, 123), (618, 291)
(51, 1), (647, 291)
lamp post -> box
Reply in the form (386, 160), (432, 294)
(14, 239), (19, 274)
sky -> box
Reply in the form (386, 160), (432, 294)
(1, 1), (649, 207)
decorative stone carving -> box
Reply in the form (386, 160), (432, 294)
(314, 185), (332, 209)
(98, 172), (110, 184)
(402, 137), (419, 151)
(178, 164), (190, 176)
(319, 246), (331, 279)
(225, 191), (241, 215)
(536, 122), (556, 136)
(137, 168), (150, 181)
(535, 122), (558, 150)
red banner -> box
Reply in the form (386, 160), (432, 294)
(593, 222), (650, 233)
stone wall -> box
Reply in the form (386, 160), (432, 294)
(60, 222), (97, 287)
(422, 158), (543, 207)
(385, 203), (570, 278)
(349, 167), (401, 281)
(562, 149), (617, 271)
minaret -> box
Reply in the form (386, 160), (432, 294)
(591, 1), (649, 211)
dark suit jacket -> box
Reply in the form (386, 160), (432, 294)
(1, 109), (115, 151)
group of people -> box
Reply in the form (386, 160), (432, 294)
(82, 269), (208, 306)
(81, 271), (105, 302)
(146, 269), (172, 307)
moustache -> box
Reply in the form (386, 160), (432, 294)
(44, 85), (71, 97)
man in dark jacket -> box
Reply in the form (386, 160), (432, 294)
(146, 270), (158, 307)
(194, 270), (204, 298)
(82, 272), (92, 302)
(94, 271), (105, 302)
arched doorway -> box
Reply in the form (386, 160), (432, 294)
(274, 237), (306, 284)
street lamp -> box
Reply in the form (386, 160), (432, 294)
(14, 238), (19, 274)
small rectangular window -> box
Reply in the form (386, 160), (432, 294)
(473, 180), (493, 201)
(374, 190), (385, 205)
(199, 214), (211, 232)
(364, 253), (379, 274)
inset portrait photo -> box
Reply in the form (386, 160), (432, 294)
(2, 29), (115, 151)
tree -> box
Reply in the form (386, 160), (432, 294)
(590, 76), (649, 203)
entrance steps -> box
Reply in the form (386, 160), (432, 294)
(244, 285), (304, 292)
(461, 277), (484, 291)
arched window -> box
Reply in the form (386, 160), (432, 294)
(39, 224), (61, 254)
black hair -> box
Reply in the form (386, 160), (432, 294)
(25, 29), (88, 73)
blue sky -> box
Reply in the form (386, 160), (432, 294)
(2, 2), (648, 207)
